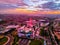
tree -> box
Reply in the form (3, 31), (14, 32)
(40, 27), (49, 37)
(40, 27), (45, 36)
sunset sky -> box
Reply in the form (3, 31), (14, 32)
(0, 0), (60, 14)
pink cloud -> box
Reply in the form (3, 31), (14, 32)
(0, 0), (23, 4)
(0, 0), (27, 9)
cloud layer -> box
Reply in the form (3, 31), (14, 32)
(0, 0), (60, 10)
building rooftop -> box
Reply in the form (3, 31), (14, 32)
(54, 31), (60, 40)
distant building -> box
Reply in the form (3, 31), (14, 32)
(0, 25), (19, 34)
(53, 18), (60, 40)
(53, 18), (60, 28)
(39, 19), (49, 27)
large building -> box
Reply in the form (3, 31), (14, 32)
(17, 26), (34, 38)
(39, 19), (49, 27)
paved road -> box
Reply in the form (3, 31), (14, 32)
(49, 30), (58, 45)
(5, 34), (14, 45)
(38, 36), (47, 40)
(19, 39), (29, 45)
(46, 37), (52, 45)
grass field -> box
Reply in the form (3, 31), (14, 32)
(0, 37), (8, 45)
(30, 39), (44, 45)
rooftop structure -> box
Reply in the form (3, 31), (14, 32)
(17, 26), (34, 38)
(25, 18), (37, 27)
(54, 31), (60, 40)
(53, 18), (60, 28)
(0, 25), (19, 33)
(39, 19), (49, 27)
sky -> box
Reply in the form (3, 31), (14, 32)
(0, 0), (60, 14)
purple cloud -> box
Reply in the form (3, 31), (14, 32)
(0, 0), (28, 9)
